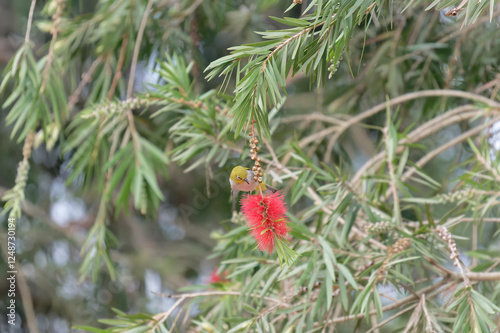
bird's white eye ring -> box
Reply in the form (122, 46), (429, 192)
(237, 176), (242, 180)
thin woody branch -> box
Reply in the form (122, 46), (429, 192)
(152, 290), (290, 307)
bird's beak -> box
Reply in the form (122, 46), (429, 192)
(244, 178), (249, 184)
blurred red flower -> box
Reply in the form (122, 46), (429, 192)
(208, 269), (227, 284)
(240, 191), (290, 254)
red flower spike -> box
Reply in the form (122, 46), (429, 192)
(240, 192), (291, 254)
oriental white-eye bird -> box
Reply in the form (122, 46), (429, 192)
(229, 166), (277, 212)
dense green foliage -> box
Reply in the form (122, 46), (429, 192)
(1, 0), (500, 332)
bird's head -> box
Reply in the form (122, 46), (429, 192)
(230, 166), (249, 184)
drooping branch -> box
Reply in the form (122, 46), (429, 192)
(152, 290), (289, 306)
(384, 115), (500, 199)
(351, 107), (499, 187)
(300, 90), (500, 163)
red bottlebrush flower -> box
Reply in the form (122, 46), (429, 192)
(208, 269), (227, 284)
(240, 191), (290, 254)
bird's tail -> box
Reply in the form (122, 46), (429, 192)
(231, 189), (239, 213)
(257, 182), (278, 195)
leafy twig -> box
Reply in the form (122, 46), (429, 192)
(40, 0), (64, 92)
(150, 297), (186, 331)
(25, 0), (37, 43)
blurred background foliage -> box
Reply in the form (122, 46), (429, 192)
(0, 0), (499, 332)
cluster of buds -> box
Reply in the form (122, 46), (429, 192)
(15, 132), (36, 186)
(328, 60), (340, 78)
(4, 132), (35, 219)
(15, 133), (34, 184)
(47, 0), (65, 33)
(405, 221), (420, 229)
(377, 255), (391, 282)
(365, 221), (394, 235)
(23, 131), (35, 159)
(249, 119), (263, 183)
(83, 97), (149, 118)
(377, 238), (411, 282)
(415, 233), (431, 240)
(328, 52), (344, 79)
(436, 188), (474, 203)
(118, 97), (148, 110)
(436, 226), (460, 265)
(436, 225), (470, 286)
(392, 237), (411, 254)
(15, 159), (30, 191)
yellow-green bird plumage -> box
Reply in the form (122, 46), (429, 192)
(229, 166), (276, 212)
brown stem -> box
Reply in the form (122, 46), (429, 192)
(25, 0), (37, 43)
(67, 57), (102, 111)
(126, 0), (154, 164)
(15, 265), (40, 333)
(107, 36), (129, 100)
(150, 297), (186, 330)
(126, 0), (152, 99)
